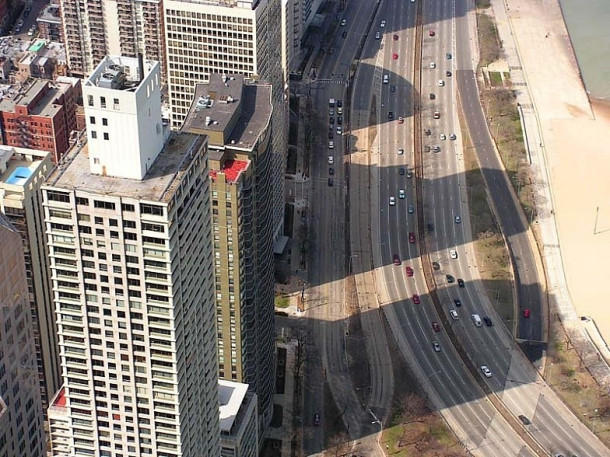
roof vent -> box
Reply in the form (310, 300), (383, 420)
(205, 116), (212, 126)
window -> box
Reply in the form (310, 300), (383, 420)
(88, 95), (94, 106)
(102, 118), (108, 126)
(94, 158), (100, 164)
(90, 116), (96, 124)
(101, 97), (106, 108)
(91, 131), (97, 139)
(103, 132), (109, 141)
(113, 98), (119, 108)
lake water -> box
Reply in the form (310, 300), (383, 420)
(558, 0), (610, 100)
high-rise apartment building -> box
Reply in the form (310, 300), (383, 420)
(59, 0), (165, 79)
(182, 75), (276, 429)
(219, 380), (258, 457)
(0, 213), (46, 457)
(0, 146), (59, 419)
(43, 56), (219, 457)
(164, 0), (286, 239)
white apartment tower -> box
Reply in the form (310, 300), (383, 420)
(164, 0), (286, 238)
(43, 56), (220, 457)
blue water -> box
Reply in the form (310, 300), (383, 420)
(559, 0), (610, 100)
(7, 166), (33, 185)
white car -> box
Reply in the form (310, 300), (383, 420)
(389, 197), (396, 206)
(450, 309), (459, 320)
(328, 141), (334, 149)
(440, 133), (446, 140)
(438, 79), (445, 87)
(398, 189), (405, 199)
(336, 126), (342, 135)
(406, 170), (413, 179)
(449, 133), (457, 140)
(432, 341), (441, 352)
(340, 19), (347, 26)
(328, 156), (334, 165)
(430, 62), (436, 69)
(380, 20), (386, 28)
(398, 148), (404, 155)
(450, 249), (458, 259)
(454, 215), (461, 224)
(481, 365), (493, 378)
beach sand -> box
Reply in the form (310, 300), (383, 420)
(505, 0), (610, 341)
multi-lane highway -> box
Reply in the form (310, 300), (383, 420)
(302, 0), (610, 455)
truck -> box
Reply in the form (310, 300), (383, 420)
(329, 98), (335, 108)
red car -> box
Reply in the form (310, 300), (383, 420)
(413, 294), (421, 304)
(408, 232), (416, 244)
(405, 266), (414, 277)
(429, 30), (435, 37)
(393, 254), (401, 266)
(433, 111), (440, 119)
(392, 53), (398, 60)
(398, 116), (404, 124)
(523, 309), (531, 318)
(432, 321), (441, 332)
(393, 34), (399, 41)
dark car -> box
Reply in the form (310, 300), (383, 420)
(432, 321), (441, 332)
(483, 316), (493, 327)
(518, 415), (531, 426)
(412, 294), (421, 304)
(399, 167), (405, 176)
(328, 178), (333, 186)
(393, 254), (400, 266)
(454, 298), (462, 307)
(428, 30), (435, 36)
(314, 413), (321, 426)
(457, 279), (465, 288)
(328, 131), (334, 139)
(390, 85), (396, 92)
(446, 274), (455, 283)
(408, 232), (415, 244)
(337, 100), (343, 107)
(432, 261), (440, 270)
(406, 266), (414, 277)
(524, 308), (531, 318)
(424, 145), (431, 153)
(337, 116), (343, 125)
(342, 31), (347, 38)
(424, 128), (431, 136)
(329, 167), (335, 175)
(388, 111), (394, 120)
(427, 223), (434, 232)
(329, 117), (334, 124)
(446, 70), (452, 77)
(429, 93), (436, 100)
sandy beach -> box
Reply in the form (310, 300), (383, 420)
(502, 0), (610, 343)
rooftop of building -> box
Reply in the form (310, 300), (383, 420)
(45, 132), (206, 203)
(37, 4), (62, 24)
(85, 55), (156, 92)
(182, 74), (272, 150)
(0, 78), (75, 118)
(0, 146), (50, 188)
(219, 380), (250, 433)
(209, 159), (250, 184)
(0, 36), (66, 65)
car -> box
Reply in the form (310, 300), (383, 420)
(433, 111), (441, 119)
(406, 170), (413, 178)
(28, 28), (35, 36)
(393, 254), (401, 266)
(393, 34), (399, 41)
(389, 197), (396, 206)
(481, 365), (492, 378)
(518, 415), (531, 426)
(336, 126), (342, 134)
(457, 279), (465, 288)
(337, 100), (343, 107)
(328, 141), (334, 149)
(328, 131), (334, 139)
(432, 321), (441, 332)
(450, 249), (458, 259)
(408, 232), (415, 243)
(341, 31), (347, 38)
(454, 298), (462, 307)
(429, 93), (436, 100)
(375, 31), (381, 40)
(328, 178), (333, 186)
(428, 223), (435, 232)
(446, 274), (455, 283)
(397, 148), (404, 155)
(446, 52), (452, 59)
(405, 266), (414, 277)
(399, 167), (405, 176)
(430, 62), (436, 69)
(328, 155), (334, 165)
(392, 53), (398, 60)
(329, 167), (334, 175)
(524, 308), (531, 318)
(398, 116), (404, 124)
(424, 128), (431, 136)
(380, 20), (386, 28)
(432, 261), (440, 270)
(388, 111), (394, 120)
(340, 18), (347, 26)
(25, 5), (31, 12)
(450, 309), (459, 320)
(18, 19), (24, 27)
(454, 215), (461, 224)
(412, 294), (421, 304)
(337, 116), (343, 125)
(314, 413), (321, 426)
(424, 145), (431, 153)
(390, 85), (396, 92)
(14, 26), (21, 33)
(440, 133), (446, 140)
(329, 108), (334, 116)
(438, 79), (445, 87)
(399, 189), (405, 199)
(432, 145), (441, 152)
(329, 117), (334, 125)
(446, 70), (452, 77)
(449, 133), (457, 140)
(432, 341), (441, 352)
(408, 204), (414, 214)
(428, 29), (435, 36)
(483, 316), (493, 327)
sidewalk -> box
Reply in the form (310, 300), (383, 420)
(490, 0), (610, 389)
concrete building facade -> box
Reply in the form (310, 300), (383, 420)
(59, 0), (165, 79)
(0, 213), (46, 457)
(0, 146), (59, 421)
(182, 75), (276, 429)
(163, 0), (286, 239)
(44, 56), (219, 457)
(0, 76), (82, 163)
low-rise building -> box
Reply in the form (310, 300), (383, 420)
(37, 4), (63, 43)
(0, 37), (67, 81)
